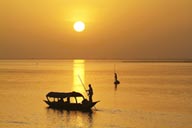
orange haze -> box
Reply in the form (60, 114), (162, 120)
(0, 0), (191, 60)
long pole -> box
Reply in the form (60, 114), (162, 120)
(78, 75), (88, 97)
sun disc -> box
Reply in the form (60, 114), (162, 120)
(73, 21), (85, 32)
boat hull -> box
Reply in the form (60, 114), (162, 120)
(44, 100), (99, 111)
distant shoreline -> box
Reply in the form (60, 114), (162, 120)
(121, 60), (192, 63)
(0, 58), (192, 63)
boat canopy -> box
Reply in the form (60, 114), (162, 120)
(46, 91), (85, 98)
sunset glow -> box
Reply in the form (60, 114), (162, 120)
(0, 0), (191, 59)
(73, 60), (85, 94)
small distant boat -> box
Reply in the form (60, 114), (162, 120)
(114, 72), (120, 85)
(114, 79), (120, 85)
(44, 91), (99, 111)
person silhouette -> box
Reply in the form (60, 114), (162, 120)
(114, 73), (118, 80)
(87, 84), (93, 102)
(114, 73), (120, 85)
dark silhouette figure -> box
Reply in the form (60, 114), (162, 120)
(87, 84), (93, 102)
(114, 72), (118, 80)
(114, 73), (120, 90)
(114, 73), (120, 85)
(58, 98), (64, 103)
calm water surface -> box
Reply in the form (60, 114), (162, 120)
(0, 60), (192, 128)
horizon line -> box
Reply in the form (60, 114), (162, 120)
(0, 58), (192, 62)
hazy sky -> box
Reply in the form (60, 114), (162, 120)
(0, 0), (192, 60)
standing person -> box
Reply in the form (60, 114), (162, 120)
(87, 84), (93, 102)
(114, 72), (120, 85)
(114, 72), (118, 81)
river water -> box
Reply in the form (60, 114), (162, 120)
(0, 60), (192, 128)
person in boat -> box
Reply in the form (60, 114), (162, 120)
(114, 72), (120, 85)
(87, 84), (93, 102)
(114, 72), (118, 80)
(58, 98), (64, 103)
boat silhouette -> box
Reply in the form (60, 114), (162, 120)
(44, 91), (99, 111)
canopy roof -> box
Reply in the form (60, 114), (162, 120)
(46, 91), (84, 98)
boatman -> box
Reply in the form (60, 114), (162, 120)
(114, 72), (120, 85)
(87, 84), (93, 102)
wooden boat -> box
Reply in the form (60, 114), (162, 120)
(44, 91), (99, 111)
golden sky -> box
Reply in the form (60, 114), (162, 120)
(0, 0), (191, 60)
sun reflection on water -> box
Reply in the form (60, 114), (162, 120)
(73, 60), (86, 95)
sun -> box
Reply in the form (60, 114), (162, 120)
(73, 21), (85, 32)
